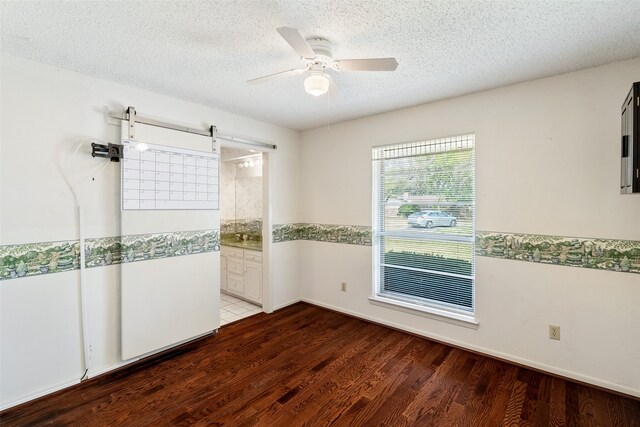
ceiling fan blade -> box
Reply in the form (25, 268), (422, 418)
(334, 58), (398, 72)
(276, 27), (316, 59)
(247, 68), (306, 84)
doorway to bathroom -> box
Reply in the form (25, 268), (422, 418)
(219, 147), (264, 325)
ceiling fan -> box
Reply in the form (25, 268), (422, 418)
(248, 27), (398, 96)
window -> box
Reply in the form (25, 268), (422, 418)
(372, 134), (475, 320)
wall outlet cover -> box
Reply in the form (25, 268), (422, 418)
(549, 325), (561, 340)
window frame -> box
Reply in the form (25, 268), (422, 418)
(371, 134), (477, 324)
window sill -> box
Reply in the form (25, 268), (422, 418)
(368, 295), (479, 329)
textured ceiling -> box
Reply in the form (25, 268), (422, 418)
(2, 0), (640, 130)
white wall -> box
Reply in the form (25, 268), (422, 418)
(299, 58), (640, 396)
(0, 54), (300, 409)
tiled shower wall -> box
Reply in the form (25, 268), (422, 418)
(220, 148), (262, 227)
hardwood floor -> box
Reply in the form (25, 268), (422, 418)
(2, 303), (639, 426)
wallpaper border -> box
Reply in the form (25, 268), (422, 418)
(272, 224), (639, 275)
(2, 225), (637, 280)
(0, 229), (220, 281)
(475, 231), (639, 274)
(273, 223), (372, 246)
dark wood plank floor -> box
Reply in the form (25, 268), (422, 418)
(2, 303), (639, 426)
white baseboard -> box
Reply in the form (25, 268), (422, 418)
(272, 298), (302, 311)
(0, 361), (143, 411)
(88, 358), (139, 379)
(0, 378), (80, 412)
(302, 298), (640, 398)
(1, 330), (215, 411)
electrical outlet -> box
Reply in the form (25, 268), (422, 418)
(341, 282), (347, 292)
(549, 325), (560, 340)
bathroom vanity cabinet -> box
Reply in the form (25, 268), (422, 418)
(220, 246), (262, 304)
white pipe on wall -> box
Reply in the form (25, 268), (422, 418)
(63, 139), (110, 380)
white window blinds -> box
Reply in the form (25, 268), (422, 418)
(372, 134), (475, 316)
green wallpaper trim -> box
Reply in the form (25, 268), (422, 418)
(87, 230), (220, 267)
(273, 223), (372, 245)
(0, 230), (220, 281)
(0, 240), (81, 279)
(272, 224), (639, 275)
(476, 231), (639, 274)
(221, 219), (262, 235)
(3, 225), (637, 280)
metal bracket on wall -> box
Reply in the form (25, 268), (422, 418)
(105, 106), (276, 151)
(127, 106), (136, 139)
(108, 106), (215, 139)
(210, 125), (217, 153)
(91, 142), (124, 162)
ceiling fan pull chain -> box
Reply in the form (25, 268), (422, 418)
(326, 91), (331, 132)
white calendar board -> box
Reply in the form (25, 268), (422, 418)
(121, 140), (219, 210)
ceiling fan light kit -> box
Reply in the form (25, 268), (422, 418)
(248, 27), (398, 97)
(304, 74), (330, 96)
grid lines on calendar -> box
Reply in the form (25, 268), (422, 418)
(121, 142), (219, 211)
